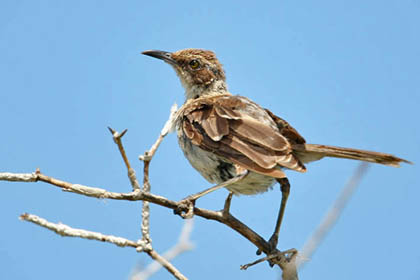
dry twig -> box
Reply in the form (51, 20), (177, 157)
(107, 104), (186, 279)
(0, 170), (283, 256)
(18, 210), (187, 280)
(20, 213), (147, 250)
(138, 103), (178, 243)
(131, 219), (195, 280)
(108, 127), (141, 191)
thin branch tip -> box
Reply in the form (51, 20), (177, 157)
(107, 126), (115, 134)
(108, 126), (128, 140)
(120, 129), (128, 138)
(19, 213), (29, 220)
(222, 192), (234, 214)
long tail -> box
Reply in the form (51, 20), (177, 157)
(293, 144), (412, 167)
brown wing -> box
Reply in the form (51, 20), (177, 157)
(180, 95), (306, 178)
(264, 108), (306, 145)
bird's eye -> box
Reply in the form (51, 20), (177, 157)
(189, 59), (200, 69)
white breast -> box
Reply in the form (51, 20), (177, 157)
(177, 130), (276, 195)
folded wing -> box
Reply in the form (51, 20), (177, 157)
(180, 95), (306, 178)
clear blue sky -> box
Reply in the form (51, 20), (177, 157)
(1, 1), (419, 279)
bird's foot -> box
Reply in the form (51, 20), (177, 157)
(256, 233), (278, 254)
(256, 234), (279, 266)
(174, 196), (196, 219)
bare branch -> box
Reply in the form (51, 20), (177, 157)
(141, 174), (152, 243)
(1, 162), (369, 276)
(131, 219), (195, 280)
(0, 170), (281, 260)
(0, 172), (38, 182)
(240, 254), (276, 270)
(20, 213), (187, 280)
(108, 127), (141, 191)
(145, 249), (188, 280)
(241, 249), (298, 280)
(138, 104), (177, 243)
(297, 162), (370, 268)
(108, 126), (149, 245)
(19, 213), (146, 249)
(222, 192), (234, 214)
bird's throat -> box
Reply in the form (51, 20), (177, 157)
(184, 79), (228, 101)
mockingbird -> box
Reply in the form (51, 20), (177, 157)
(142, 48), (410, 253)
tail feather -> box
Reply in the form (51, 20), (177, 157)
(293, 144), (412, 167)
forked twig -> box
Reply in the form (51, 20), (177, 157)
(131, 219), (195, 280)
(108, 127), (141, 191)
(19, 213), (186, 279)
(105, 104), (185, 278)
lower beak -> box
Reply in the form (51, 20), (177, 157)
(142, 50), (176, 65)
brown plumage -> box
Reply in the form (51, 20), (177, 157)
(142, 48), (411, 251)
(178, 94), (306, 179)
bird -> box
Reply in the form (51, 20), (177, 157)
(142, 48), (411, 253)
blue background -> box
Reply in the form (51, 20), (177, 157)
(1, 1), (419, 279)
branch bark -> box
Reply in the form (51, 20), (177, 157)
(19, 213), (145, 249)
(2, 163), (370, 279)
(131, 219), (195, 280)
(0, 170), (282, 256)
(19, 213), (187, 280)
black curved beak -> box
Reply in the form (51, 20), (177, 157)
(142, 50), (176, 65)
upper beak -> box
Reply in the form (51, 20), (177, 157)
(142, 50), (176, 65)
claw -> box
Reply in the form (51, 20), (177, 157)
(256, 234), (280, 266)
(174, 197), (195, 219)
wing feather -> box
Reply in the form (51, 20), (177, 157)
(180, 95), (307, 176)
(229, 118), (290, 151)
(221, 134), (278, 169)
(214, 105), (241, 120)
(201, 134), (288, 178)
(264, 108), (306, 145)
(200, 108), (229, 141)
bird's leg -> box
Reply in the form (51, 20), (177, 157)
(175, 169), (248, 218)
(185, 169), (248, 201)
(269, 178), (290, 249)
(257, 177), (290, 255)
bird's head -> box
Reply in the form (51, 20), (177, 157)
(142, 48), (227, 100)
